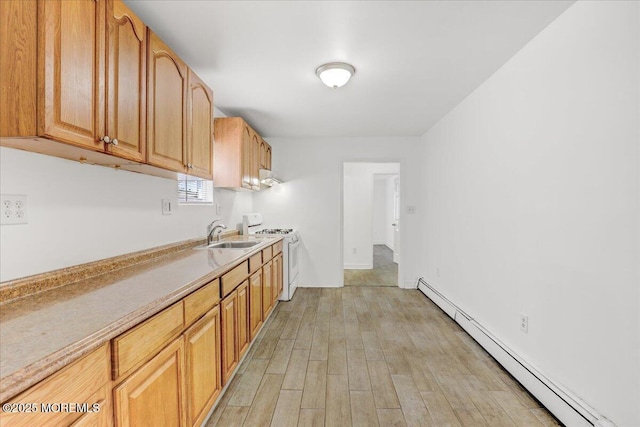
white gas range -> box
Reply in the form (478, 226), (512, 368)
(242, 213), (300, 301)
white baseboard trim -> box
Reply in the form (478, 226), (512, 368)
(417, 278), (616, 427)
(343, 263), (373, 270)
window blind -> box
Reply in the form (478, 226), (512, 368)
(177, 174), (213, 204)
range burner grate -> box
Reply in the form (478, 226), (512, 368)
(256, 228), (293, 235)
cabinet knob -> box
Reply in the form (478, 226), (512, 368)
(187, 163), (193, 169)
(111, 138), (118, 146)
(101, 135), (111, 144)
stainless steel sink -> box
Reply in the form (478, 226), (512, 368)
(205, 241), (261, 249)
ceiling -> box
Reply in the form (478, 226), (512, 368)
(126, 1), (574, 138)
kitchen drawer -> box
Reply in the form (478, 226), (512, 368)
(221, 260), (249, 298)
(112, 302), (184, 380)
(249, 252), (263, 273)
(273, 241), (283, 256)
(0, 344), (110, 427)
(184, 279), (220, 326)
(262, 246), (272, 261)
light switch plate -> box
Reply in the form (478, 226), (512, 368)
(1, 194), (28, 225)
(162, 199), (172, 215)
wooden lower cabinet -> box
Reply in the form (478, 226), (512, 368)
(114, 337), (185, 427)
(236, 281), (249, 359)
(184, 305), (221, 427)
(273, 253), (283, 304)
(2, 245), (286, 427)
(67, 384), (112, 427)
(221, 290), (239, 384)
(0, 344), (110, 427)
(249, 269), (263, 340)
(262, 260), (273, 318)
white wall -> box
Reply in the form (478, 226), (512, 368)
(252, 137), (422, 288)
(0, 111), (253, 282)
(343, 164), (399, 269)
(343, 164), (373, 269)
(419, 2), (639, 426)
(372, 176), (387, 245)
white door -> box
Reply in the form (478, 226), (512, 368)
(393, 176), (400, 264)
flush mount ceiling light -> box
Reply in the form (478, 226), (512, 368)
(315, 62), (355, 88)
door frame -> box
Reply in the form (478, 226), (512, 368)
(340, 160), (403, 287)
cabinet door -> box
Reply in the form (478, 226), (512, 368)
(266, 145), (272, 170)
(262, 260), (273, 319)
(221, 290), (239, 384)
(249, 269), (263, 340)
(39, 0), (105, 149)
(237, 281), (249, 358)
(251, 132), (260, 190)
(273, 253), (283, 303)
(0, 0), (37, 137)
(147, 29), (187, 172)
(66, 385), (112, 427)
(114, 337), (185, 427)
(241, 125), (252, 189)
(186, 69), (213, 180)
(0, 344), (110, 427)
(259, 139), (267, 169)
(184, 305), (221, 427)
(106, 0), (146, 162)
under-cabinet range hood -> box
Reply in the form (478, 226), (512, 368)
(259, 168), (283, 186)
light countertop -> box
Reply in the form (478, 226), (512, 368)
(0, 235), (282, 402)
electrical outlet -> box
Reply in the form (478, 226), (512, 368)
(0, 195), (28, 225)
(520, 314), (528, 333)
(216, 203), (221, 215)
(436, 267), (440, 277)
(162, 199), (172, 215)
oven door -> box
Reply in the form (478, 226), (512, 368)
(288, 236), (300, 285)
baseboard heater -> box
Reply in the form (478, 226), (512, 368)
(417, 278), (616, 427)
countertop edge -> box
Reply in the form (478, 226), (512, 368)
(0, 235), (283, 403)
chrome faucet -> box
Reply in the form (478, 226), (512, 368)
(207, 219), (227, 245)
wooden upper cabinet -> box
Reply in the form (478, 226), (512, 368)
(251, 132), (260, 190)
(146, 29), (187, 172)
(259, 138), (272, 170)
(1, 0), (215, 180)
(259, 139), (265, 169)
(186, 70), (214, 180)
(266, 144), (272, 170)
(214, 117), (267, 191)
(259, 138), (270, 170)
(241, 124), (253, 189)
(0, 0), (37, 136)
(106, 0), (146, 162)
(39, 0), (105, 149)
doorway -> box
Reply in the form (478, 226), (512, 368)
(343, 162), (400, 287)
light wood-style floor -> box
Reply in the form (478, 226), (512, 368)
(344, 245), (398, 287)
(206, 287), (562, 427)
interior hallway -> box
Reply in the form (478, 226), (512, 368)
(207, 287), (562, 426)
(344, 245), (398, 287)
